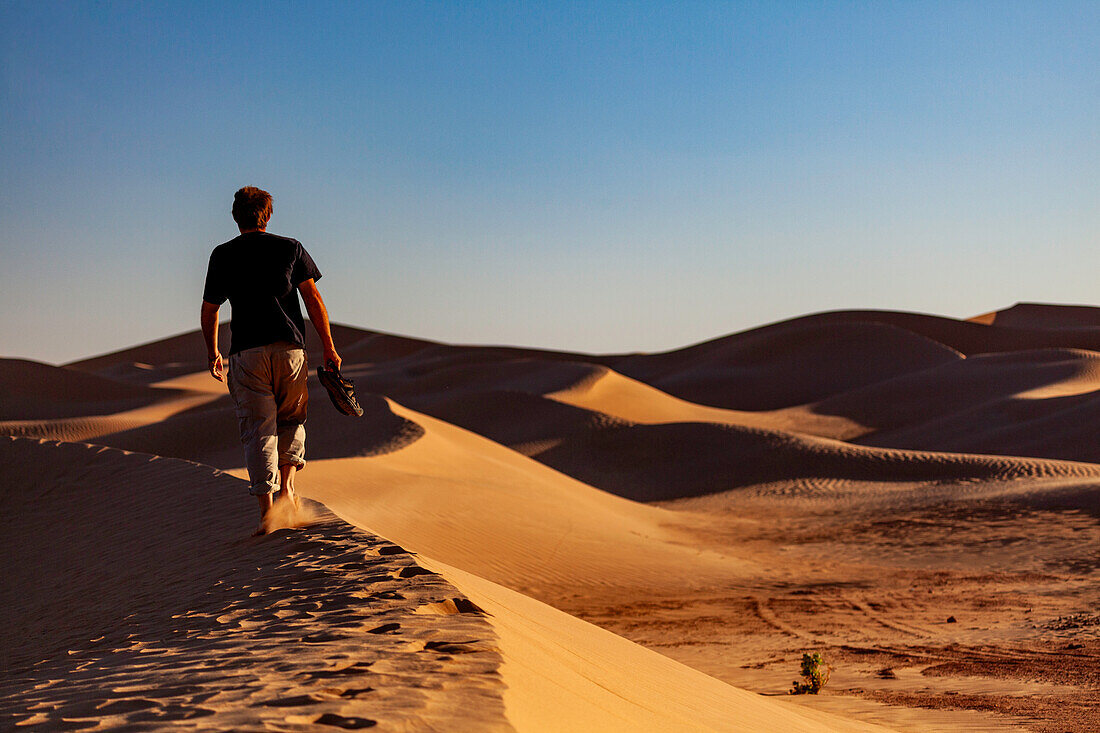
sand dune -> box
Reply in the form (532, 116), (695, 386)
(0, 368), (224, 445)
(971, 302), (1100, 330)
(793, 308), (1100, 355)
(605, 309), (1100, 410)
(338, 356), (765, 455)
(66, 323), (381, 383)
(95, 389), (425, 467)
(9, 304), (1100, 730)
(23, 309), (1100, 510)
(859, 387), (1100, 464)
(354, 356), (605, 404)
(774, 347), (1100, 464)
(783, 347), (1100, 439)
(532, 417), (1100, 502)
(544, 364), (758, 425)
(541, 365), (859, 439)
(0, 437), (509, 731)
(68, 306), (1100, 407)
(0, 358), (184, 420)
(294, 401), (748, 594)
(333, 329), (443, 362)
(607, 319), (963, 410)
(321, 359), (1100, 506)
(1, 435), (885, 732)
(430, 560), (886, 733)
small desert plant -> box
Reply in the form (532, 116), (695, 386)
(789, 652), (831, 695)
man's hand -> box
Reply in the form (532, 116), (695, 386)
(209, 353), (225, 382)
(323, 347), (342, 371)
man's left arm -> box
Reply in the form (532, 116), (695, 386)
(297, 279), (341, 370)
(201, 301), (224, 382)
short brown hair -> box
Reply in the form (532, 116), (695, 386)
(232, 186), (273, 230)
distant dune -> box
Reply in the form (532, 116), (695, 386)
(0, 358), (182, 420)
(970, 302), (1100, 330)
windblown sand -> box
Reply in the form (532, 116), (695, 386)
(3, 303), (1099, 731)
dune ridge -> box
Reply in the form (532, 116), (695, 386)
(295, 400), (749, 593)
(970, 302), (1100, 330)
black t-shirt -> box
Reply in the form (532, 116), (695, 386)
(202, 231), (322, 355)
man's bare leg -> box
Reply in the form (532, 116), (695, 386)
(254, 492), (274, 535)
(278, 463), (299, 508)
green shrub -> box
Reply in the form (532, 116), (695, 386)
(789, 652), (831, 695)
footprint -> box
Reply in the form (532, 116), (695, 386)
(339, 562), (376, 571)
(375, 545), (406, 556)
(330, 620), (368, 630)
(188, 692), (220, 705)
(366, 623), (400, 635)
(113, 684), (205, 699)
(260, 694), (324, 707)
(128, 705), (215, 722)
(37, 720), (98, 731)
(423, 640), (484, 654)
(395, 566), (435, 579)
(302, 631), (349, 644)
(95, 698), (159, 714)
(314, 554), (361, 566)
(315, 713), (377, 729)
(307, 662), (373, 679)
(415, 598), (487, 616)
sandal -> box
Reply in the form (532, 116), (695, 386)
(318, 363), (364, 417)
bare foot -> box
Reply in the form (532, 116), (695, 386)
(279, 464), (298, 494)
(253, 492), (275, 536)
(282, 487), (301, 510)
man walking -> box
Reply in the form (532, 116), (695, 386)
(201, 186), (341, 534)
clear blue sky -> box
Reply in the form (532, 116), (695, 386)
(2, 1), (1097, 364)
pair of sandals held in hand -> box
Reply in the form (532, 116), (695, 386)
(318, 362), (364, 417)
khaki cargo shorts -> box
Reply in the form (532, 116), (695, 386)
(227, 342), (308, 495)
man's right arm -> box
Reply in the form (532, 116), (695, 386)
(200, 301), (224, 382)
(297, 278), (341, 370)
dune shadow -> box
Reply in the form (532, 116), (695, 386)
(0, 438), (504, 732)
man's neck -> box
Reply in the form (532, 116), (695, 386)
(239, 227), (267, 235)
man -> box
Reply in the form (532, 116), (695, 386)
(201, 186), (341, 534)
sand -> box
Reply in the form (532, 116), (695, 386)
(4, 303), (1100, 731)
